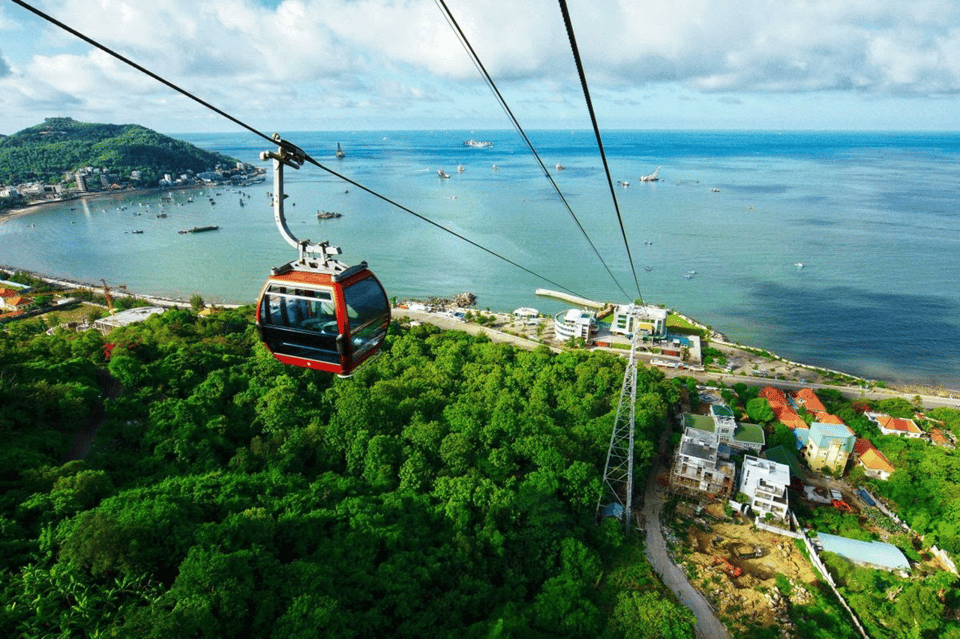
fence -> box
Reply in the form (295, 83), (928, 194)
(791, 512), (871, 639)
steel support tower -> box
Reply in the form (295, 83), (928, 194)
(597, 333), (640, 533)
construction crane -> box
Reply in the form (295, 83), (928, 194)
(101, 278), (114, 313)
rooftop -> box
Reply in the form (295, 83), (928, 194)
(734, 422), (766, 445)
(710, 404), (736, 418)
(94, 306), (166, 332)
(854, 438), (876, 456)
(813, 412), (845, 425)
(859, 448), (895, 474)
(683, 413), (716, 433)
(760, 387), (788, 405)
(869, 413), (922, 435)
(816, 532), (910, 571)
(679, 427), (720, 462)
(809, 421), (855, 449)
(763, 446), (805, 479)
(743, 455), (790, 484)
(792, 388), (827, 413)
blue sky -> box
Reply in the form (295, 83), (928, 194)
(2, 0), (960, 135)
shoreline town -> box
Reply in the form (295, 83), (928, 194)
(5, 265), (960, 411)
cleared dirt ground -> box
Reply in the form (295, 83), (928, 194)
(676, 503), (819, 634)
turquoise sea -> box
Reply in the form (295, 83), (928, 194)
(2, 130), (959, 388)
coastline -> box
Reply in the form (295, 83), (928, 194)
(5, 265), (960, 405)
(0, 183), (208, 225)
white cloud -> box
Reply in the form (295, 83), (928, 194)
(2, 0), (960, 132)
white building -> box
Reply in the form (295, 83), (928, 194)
(865, 412), (922, 438)
(93, 306), (166, 334)
(669, 427), (736, 499)
(739, 456), (791, 521)
(609, 303), (668, 338)
(553, 309), (596, 343)
(710, 404), (738, 444)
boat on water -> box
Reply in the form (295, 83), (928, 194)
(463, 139), (493, 148)
(156, 213), (168, 218)
(178, 225), (220, 234)
(336, 143), (345, 158)
(457, 164), (465, 173)
(639, 166), (661, 182)
(618, 180), (630, 187)
(794, 262), (804, 269)
(556, 163), (565, 171)
(437, 168), (450, 178)
(317, 211), (342, 220)
(644, 266), (652, 272)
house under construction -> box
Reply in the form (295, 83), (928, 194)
(668, 427), (736, 500)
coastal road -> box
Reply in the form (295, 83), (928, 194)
(658, 368), (960, 410)
(396, 308), (960, 410)
(642, 461), (732, 639)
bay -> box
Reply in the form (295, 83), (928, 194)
(2, 130), (959, 389)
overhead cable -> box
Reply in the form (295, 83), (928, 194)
(9, 0), (587, 298)
(557, 0), (643, 301)
(434, 0), (632, 301)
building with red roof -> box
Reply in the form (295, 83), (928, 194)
(773, 404), (808, 431)
(792, 388), (827, 413)
(814, 412), (846, 426)
(860, 449), (895, 480)
(930, 429), (951, 447)
(866, 412), (922, 438)
(759, 387), (788, 406)
(0, 295), (30, 311)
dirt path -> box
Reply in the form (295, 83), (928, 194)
(642, 462), (732, 639)
(62, 368), (121, 462)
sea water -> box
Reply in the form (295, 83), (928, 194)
(1, 130), (959, 388)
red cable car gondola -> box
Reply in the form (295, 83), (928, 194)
(255, 137), (390, 377)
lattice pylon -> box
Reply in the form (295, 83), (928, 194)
(596, 335), (639, 533)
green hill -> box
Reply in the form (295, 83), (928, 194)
(0, 117), (238, 186)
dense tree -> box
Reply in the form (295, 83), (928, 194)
(745, 397), (775, 424)
(0, 117), (238, 186)
(0, 309), (692, 637)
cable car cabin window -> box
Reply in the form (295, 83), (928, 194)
(342, 276), (390, 359)
(259, 285), (340, 364)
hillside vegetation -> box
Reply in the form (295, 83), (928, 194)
(0, 117), (237, 186)
(0, 309), (694, 638)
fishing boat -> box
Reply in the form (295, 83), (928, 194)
(457, 164), (465, 173)
(336, 143), (345, 158)
(438, 168), (450, 178)
(555, 163), (565, 171)
(463, 139), (493, 148)
(317, 211), (342, 220)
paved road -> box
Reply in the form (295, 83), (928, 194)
(399, 309), (960, 410)
(641, 463), (732, 639)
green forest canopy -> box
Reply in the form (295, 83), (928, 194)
(0, 309), (695, 638)
(0, 117), (238, 186)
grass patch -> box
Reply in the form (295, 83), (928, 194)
(666, 314), (705, 337)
